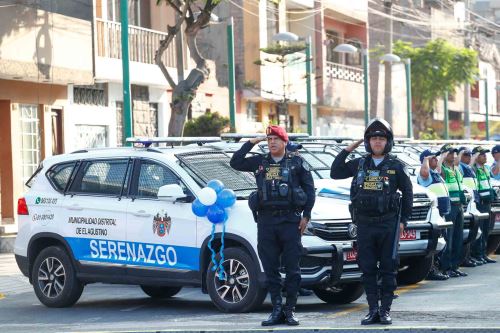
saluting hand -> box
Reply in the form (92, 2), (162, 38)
(299, 217), (309, 235)
(249, 136), (267, 144)
(345, 139), (364, 153)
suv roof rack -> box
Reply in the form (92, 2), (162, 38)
(221, 133), (309, 142)
(297, 136), (354, 143)
(126, 137), (221, 148)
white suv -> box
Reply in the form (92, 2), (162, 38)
(14, 141), (347, 312)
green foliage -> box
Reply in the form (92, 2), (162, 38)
(183, 112), (230, 136)
(393, 39), (478, 112)
(419, 128), (442, 140)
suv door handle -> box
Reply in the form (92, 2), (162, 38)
(132, 210), (151, 217)
(68, 204), (83, 211)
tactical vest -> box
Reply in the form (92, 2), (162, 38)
(420, 170), (451, 217)
(253, 154), (307, 210)
(350, 156), (401, 216)
(475, 165), (494, 203)
(442, 164), (465, 204)
(460, 163), (480, 203)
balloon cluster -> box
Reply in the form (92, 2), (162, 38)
(191, 180), (236, 223)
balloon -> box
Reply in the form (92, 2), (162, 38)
(216, 189), (236, 208)
(198, 187), (217, 206)
(207, 179), (225, 193)
(207, 204), (227, 224)
(191, 199), (208, 217)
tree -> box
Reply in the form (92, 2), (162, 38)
(155, 0), (222, 136)
(183, 111), (229, 136)
(393, 39), (478, 138)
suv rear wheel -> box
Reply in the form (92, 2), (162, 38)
(31, 246), (84, 307)
(207, 247), (266, 313)
(140, 286), (182, 299)
(313, 282), (364, 304)
(487, 235), (500, 255)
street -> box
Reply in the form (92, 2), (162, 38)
(1, 253), (500, 332)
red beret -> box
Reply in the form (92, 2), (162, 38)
(266, 125), (288, 142)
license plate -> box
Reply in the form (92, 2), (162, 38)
(496, 213), (500, 222)
(400, 229), (417, 241)
(344, 249), (358, 262)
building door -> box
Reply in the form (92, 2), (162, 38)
(19, 104), (41, 187)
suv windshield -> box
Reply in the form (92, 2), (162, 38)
(175, 150), (257, 198)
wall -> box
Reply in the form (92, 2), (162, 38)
(0, 5), (93, 85)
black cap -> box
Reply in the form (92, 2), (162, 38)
(472, 146), (490, 155)
(492, 145), (500, 155)
(440, 144), (458, 154)
(457, 146), (472, 155)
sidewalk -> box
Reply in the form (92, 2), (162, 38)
(0, 253), (31, 298)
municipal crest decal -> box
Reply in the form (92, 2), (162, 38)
(153, 212), (172, 237)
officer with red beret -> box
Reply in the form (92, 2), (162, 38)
(230, 125), (315, 326)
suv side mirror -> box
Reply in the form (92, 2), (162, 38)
(158, 184), (185, 202)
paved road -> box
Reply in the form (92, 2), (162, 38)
(1, 253), (500, 333)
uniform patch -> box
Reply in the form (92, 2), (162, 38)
(153, 212), (172, 237)
(363, 181), (383, 190)
(303, 161), (311, 171)
(387, 170), (396, 174)
(265, 166), (281, 180)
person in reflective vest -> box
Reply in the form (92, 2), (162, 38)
(456, 146), (482, 268)
(439, 144), (468, 278)
(417, 149), (451, 280)
(470, 146), (497, 264)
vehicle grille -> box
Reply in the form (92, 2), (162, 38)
(420, 231), (430, 239)
(310, 220), (354, 241)
(299, 256), (330, 269)
(409, 205), (430, 221)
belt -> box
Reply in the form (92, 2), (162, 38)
(357, 212), (397, 223)
(260, 209), (294, 217)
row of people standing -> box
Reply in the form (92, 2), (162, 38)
(417, 144), (499, 281)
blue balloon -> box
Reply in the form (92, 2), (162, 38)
(192, 199), (208, 217)
(207, 204), (227, 224)
(216, 189), (236, 208)
(207, 179), (225, 193)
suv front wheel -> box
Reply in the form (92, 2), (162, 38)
(31, 246), (84, 307)
(313, 282), (364, 304)
(207, 247), (266, 313)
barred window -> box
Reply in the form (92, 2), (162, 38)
(74, 84), (107, 106)
(136, 161), (186, 198)
(71, 159), (128, 195)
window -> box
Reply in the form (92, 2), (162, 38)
(326, 30), (341, 63)
(266, 0), (279, 45)
(135, 161), (188, 198)
(47, 162), (77, 192)
(107, 0), (150, 28)
(74, 84), (107, 106)
(247, 101), (258, 122)
(19, 104), (41, 187)
(71, 159), (129, 195)
(346, 40), (362, 66)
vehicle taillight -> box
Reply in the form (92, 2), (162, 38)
(18, 198), (29, 215)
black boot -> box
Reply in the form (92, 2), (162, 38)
(261, 297), (285, 326)
(283, 305), (300, 326)
(379, 294), (393, 325)
(361, 294), (380, 325)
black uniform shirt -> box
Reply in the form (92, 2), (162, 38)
(330, 149), (413, 224)
(230, 141), (316, 220)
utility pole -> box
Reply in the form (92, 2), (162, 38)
(306, 36), (313, 135)
(464, 0), (471, 139)
(383, 0), (393, 125)
(120, 0), (132, 145)
(227, 17), (236, 132)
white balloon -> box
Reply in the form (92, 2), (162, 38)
(198, 187), (217, 206)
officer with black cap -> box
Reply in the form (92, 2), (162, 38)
(330, 118), (413, 325)
(470, 146), (497, 264)
(230, 125), (315, 326)
(439, 144), (468, 277)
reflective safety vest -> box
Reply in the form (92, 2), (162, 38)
(442, 164), (464, 204)
(420, 170), (451, 217)
(474, 164), (493, 202)
(460, 162), (480, 203)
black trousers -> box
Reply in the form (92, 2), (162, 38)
(357, 219), (398, 305)
(257, 222), (301, 305)
(441, 204), (464, 271)
(472, 202), (492, 259)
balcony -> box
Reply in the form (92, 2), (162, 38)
(95, 19), (177, 67)
(323, 62), (364, 111)
(94, 19), (179, 86)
